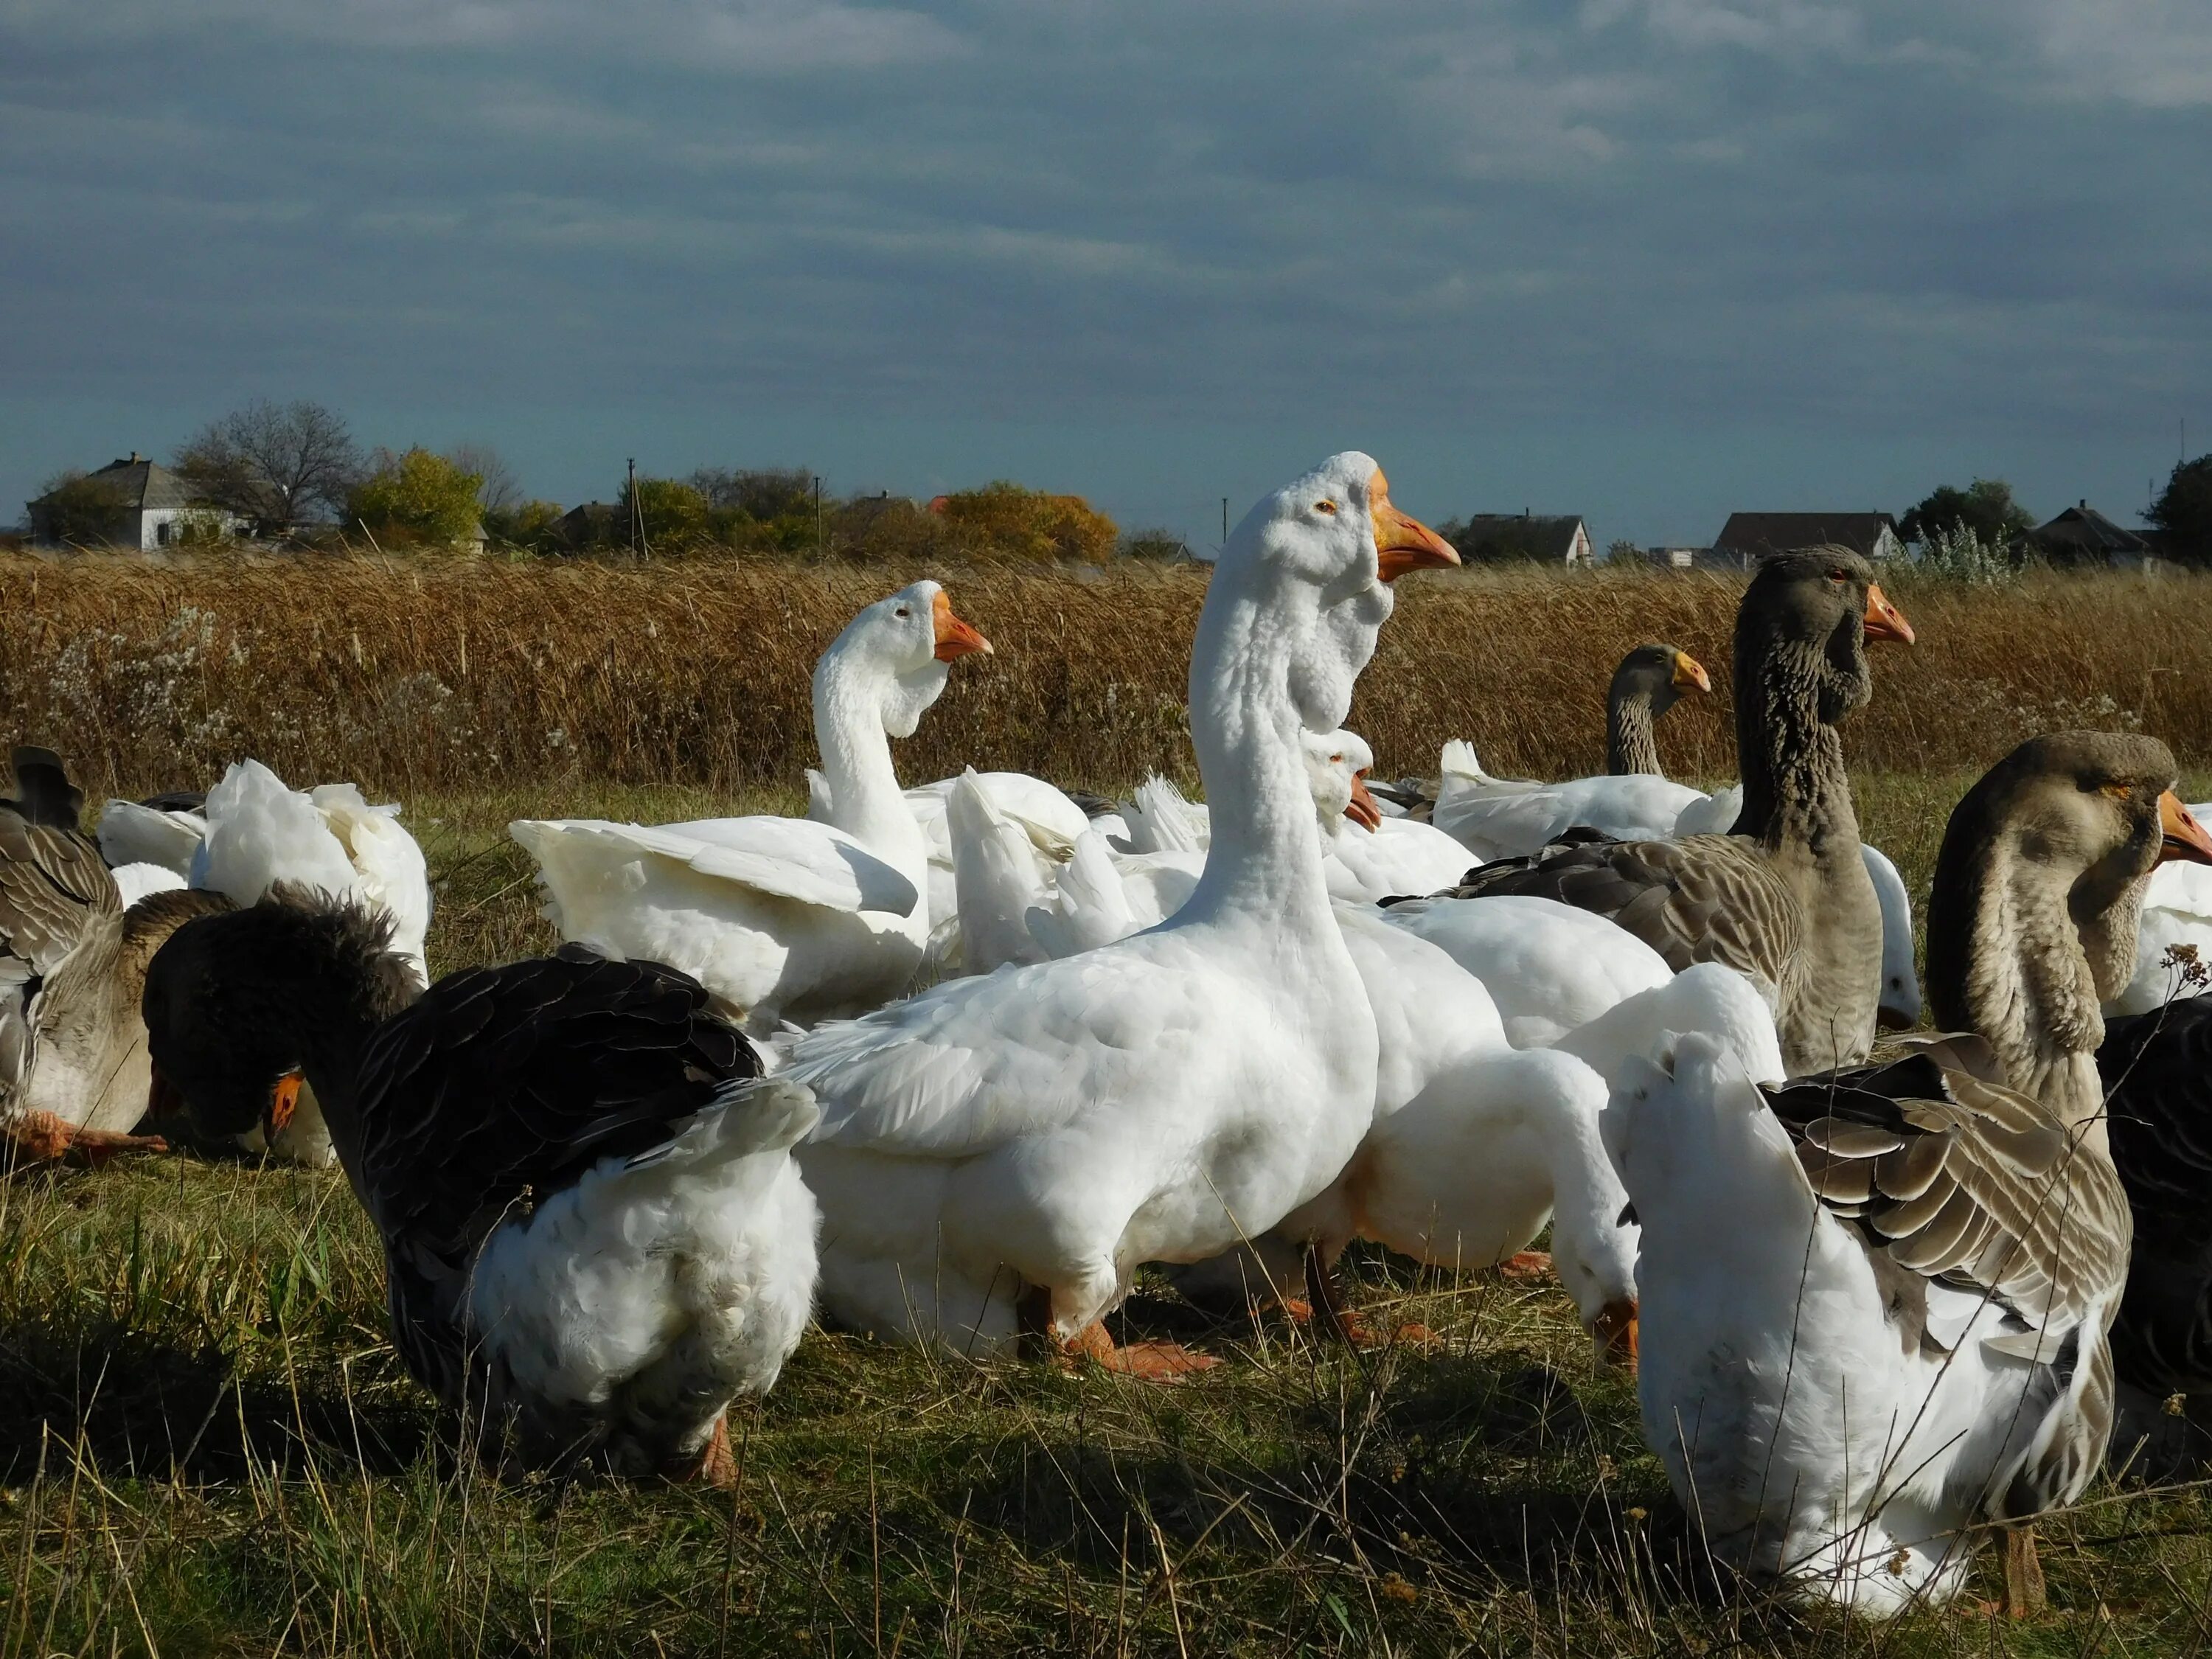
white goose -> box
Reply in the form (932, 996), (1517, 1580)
(2110, 801), (2212, 1015)
(1312, 732), (1481, 904)
(782, 453), (1460, 1371)
(512, 582), (991, 1034)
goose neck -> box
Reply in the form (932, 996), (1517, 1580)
(1728, 643), (1858, 858)
(812, 653), (926, 869)
(1181, 593), (1336, 931)
(1927, 832), (2110, 1143)
(1606, 693), (1663, 778)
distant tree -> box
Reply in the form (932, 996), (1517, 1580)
(1899, 478), (2033, 548)
(29, 469), (131, 545)
(175, 400), (361, 534)
(932, 482), (1117, 563)
(1606, 538), (1641, 563)
(619, 476), (710, 551)
(348, 448), (484, 546)
(2147, 454), (2212, 567)
(446, 442), (523, 516)
(485, 498), (566, 552)
(691, 466), (814, 521)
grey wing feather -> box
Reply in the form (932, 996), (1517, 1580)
(1450, 831), (1798, 992)
(0, 810), (118, 975)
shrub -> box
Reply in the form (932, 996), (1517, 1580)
(29, 470), (132, 545)
(348, 449), (484, 547)
(484, 499), (566, 554)
(617, 477), (709, 551)
(929, 482), (1117, 563)
(1913, 520), (2022, 584)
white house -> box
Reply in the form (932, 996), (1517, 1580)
(26, 454), (243, 549)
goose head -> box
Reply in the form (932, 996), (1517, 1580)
(1302, 729), (1384, 833)
(1738, 548), (1913, 728)
(1928, 730), (2212, 1116)
(142, 891), (416, 1167)
(816, 580), (992, 739)
(1612, 643), (1711, 721)
(1216, 453), (1456, 737)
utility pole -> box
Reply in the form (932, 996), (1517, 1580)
(1220, 497), (1228, 546)
(627, 457), (639, 559)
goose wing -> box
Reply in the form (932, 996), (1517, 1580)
(785, 946), (1217, 1158)
(355, 950), (760, 1273)
(1447, 831), (1797, 992)
(0, 808), (119, 976)
(1764, 1048), (2130, 1352)
(522, 816), (919, 918)
(2100, 994), (2212, 1391)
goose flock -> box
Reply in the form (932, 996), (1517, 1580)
(7, 450), (2211, 1618)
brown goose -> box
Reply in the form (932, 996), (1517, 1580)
(1444, 549), (1912, 1076)
(1605, 642), (1712, 777)
(142, 893), (819, 1481)
(6, 886), (235, 1161)
(0, 747), (200, 1163)
(1614, 735), (2185, 1614)
(1920, 732), (2212, 1467)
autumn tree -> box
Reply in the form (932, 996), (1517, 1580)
(175, 400), (361, 534)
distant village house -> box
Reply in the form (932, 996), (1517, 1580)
(24, 454), (243, 549)
(2024, 501), (2159, 568)
(1447, 512), (1593, 566)
(1710, 512), (1903, 568)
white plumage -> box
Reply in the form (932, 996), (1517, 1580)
(782, 453), (1458, 1366)
(470, 1076), (822, 1458)
(1382, 894), (1674, 1047)
(512, 581), (989, 1033)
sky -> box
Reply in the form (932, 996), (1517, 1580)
(3, 0), (2208, 549)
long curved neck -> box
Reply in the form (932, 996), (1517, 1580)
(1606, 691), (1663, 777)
(1179, 579), (1335, 935)
(812, 649), (925, 872)
(1728, 636), (1857, 858)
(1927, 833), (2110, 1148)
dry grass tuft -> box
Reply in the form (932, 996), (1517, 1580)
(4, 554), (2208, 805)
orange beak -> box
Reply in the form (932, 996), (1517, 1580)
(931, 589), (992, 663)
(268, 1070), (304, 1138)
(1862, 582), (1915, 647)
(1671, 650), (1712, 694)
(1346, 770), (1384, 832)
(2159, 791), (2212, 866)
(1368, 467), (1459, 583)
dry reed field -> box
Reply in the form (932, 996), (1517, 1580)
(2, 552), (2208, 806)
(4, 552), (2212, 1655)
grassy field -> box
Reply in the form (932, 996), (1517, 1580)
(6, 770), (2212, 1658)
(4, 557), (2212, 1655)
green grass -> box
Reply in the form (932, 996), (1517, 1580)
(6, 772), (2212, 1656)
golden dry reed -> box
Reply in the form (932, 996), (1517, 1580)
(0, 552), (2204, 802)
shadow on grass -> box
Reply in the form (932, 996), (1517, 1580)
(0, 1315), (437, 1484)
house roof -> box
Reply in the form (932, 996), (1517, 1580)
(1450, 513), (1588, 561)
(33, 454), (198, 512)
(1713, 512), (1899, 560)
(2028, 501), (2149, 556)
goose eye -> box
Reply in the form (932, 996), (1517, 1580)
(894, 606), (911, 618)
(1314, 500), (1338, 515)
(1827, 568), (1848, 583)
(2098, 782), (2131, 801)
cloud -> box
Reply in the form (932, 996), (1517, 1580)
(0, 0), (2206, 538)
